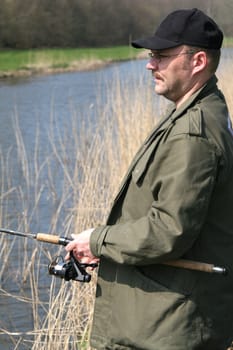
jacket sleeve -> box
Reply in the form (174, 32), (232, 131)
(90, 133), (220, 265)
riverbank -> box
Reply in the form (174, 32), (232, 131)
(0, 46), (145, 78)
(1, 39), (232, 78)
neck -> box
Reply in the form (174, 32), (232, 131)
(175, 74), (211, 109)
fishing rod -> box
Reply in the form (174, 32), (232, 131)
(0, 228), (227, 276)
(0, 228), (97, 282)
(0, 227), (72, 246)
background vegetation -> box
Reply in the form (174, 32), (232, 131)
(0, 0), (232, 49)
(0, 46), (140, 76)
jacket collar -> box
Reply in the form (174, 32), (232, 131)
(158, 75), (218, 131)
(144, 75), (218, 146)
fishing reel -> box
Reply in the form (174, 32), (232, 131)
(48, 251), (98, 282)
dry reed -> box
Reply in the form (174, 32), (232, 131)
(0, 66), (159, 349)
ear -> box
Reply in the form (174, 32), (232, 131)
(192, 51), (207, 74)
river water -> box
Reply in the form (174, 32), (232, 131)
(0, 49), (232, 349)
(0, 59), (153, 231)
(0, 58), (155, 350)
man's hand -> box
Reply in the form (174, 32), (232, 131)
(65, 228), (99, 265)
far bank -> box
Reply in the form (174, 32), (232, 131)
(0, 46), (144, 78)
(1, 39), (233, 78)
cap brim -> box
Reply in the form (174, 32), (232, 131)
(131, 36), (180, 50)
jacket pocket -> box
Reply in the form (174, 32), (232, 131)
(108, 265), (205, 349)
(139, 263), (200, 297)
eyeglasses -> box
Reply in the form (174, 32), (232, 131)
(148, 50), (197, 62)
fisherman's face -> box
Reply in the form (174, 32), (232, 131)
(146, 45), (195, 106)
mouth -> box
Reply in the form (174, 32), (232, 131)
(154, 72), (162, 78)
(153, 74), (163, 83)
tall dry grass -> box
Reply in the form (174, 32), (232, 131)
(0, 67), (160, 349)
(0, 56), (232, 350)
(218, 56), (233, 118)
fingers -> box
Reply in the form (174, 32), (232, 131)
(65, 240), (77, 252)
(64, 252), (70, 261)
(65, 241), (87, 260)
(71, 233), (79, 239)
(64, 250), (99, 271)
(64, 228), (98, 267)
(66, 228), (94, 256)
(71, 228), (94, 241)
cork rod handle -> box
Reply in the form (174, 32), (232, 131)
(36, 233), (60, 244)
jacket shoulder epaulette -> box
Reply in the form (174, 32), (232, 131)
(187, 106), (203, 136)
(168, 106), (203, 138)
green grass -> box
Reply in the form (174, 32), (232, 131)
(0, 40), (232, 75)
(0, 46), (139, 73)
(223, 37), (233, 47)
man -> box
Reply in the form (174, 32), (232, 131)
(66, 8), (233, 350)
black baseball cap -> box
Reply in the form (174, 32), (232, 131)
(132, 8), (223, 50)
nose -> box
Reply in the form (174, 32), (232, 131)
(146, 59), (158, 71)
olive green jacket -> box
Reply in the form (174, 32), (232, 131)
(90, 76), (233, 350)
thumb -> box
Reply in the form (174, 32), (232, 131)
(71, 228), (95, 239)
(65, 240), (76, 252)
